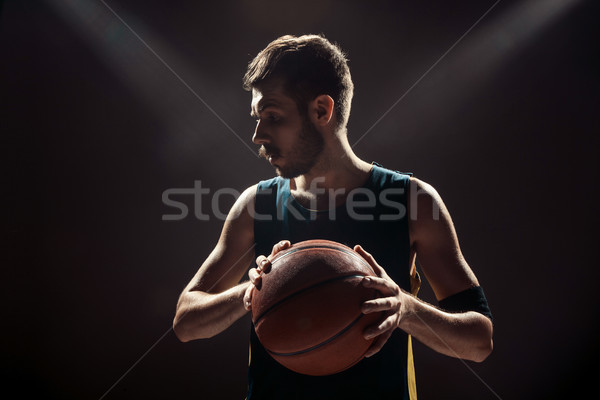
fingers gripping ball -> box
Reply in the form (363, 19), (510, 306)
(251, 239), (383, 376)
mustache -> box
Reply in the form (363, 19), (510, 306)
(258, 145), (280, 159)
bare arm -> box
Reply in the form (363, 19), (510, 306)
(172, 185), (257, 342)
(358, 177), (493, 362)
(403, 177), (492, 361)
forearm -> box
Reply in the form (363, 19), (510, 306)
(173, 281), (250, 342)
(400, 296), (493, 362)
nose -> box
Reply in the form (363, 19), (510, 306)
(252, 120), (269, 145)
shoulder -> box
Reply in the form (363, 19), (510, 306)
(227, 177), (284, 221)
(226, 184), (258, 219)
(409, 177), (443, 202)
(220, 183), (265, 234)
(408, 177), (453, 242)
(408, 177), (447, 233)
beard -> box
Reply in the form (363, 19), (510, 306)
(258, 117), (324, 179)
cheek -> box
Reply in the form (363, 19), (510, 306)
(275, 122), (303, 144)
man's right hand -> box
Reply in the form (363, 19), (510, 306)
(243, 240), (291, 310)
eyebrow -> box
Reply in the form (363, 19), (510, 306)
(250, 99), (281, 118)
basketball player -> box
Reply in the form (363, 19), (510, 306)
(173, 34), (493, 399)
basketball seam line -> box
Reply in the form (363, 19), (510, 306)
(252, 274), (367, 325)
(266, 313), (365, 357)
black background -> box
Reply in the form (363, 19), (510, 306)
(2, 0), (598, 399)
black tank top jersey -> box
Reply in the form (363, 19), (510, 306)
(248, 163), (418, 400)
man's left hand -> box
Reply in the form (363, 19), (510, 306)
(354, 245), (412, 358)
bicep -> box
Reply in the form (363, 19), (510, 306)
(185, 185), (257, 294)
(409, 178), (479, 301)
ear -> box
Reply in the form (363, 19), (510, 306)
(308, 94), (335, 127)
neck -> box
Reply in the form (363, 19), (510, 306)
(291, 133), (372, 209)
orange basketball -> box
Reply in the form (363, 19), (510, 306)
(251, 239), (382, 376)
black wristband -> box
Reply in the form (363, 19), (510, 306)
(438, 286), (493, 321)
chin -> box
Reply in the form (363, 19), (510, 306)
(271, 157), (317, 179)
(276, 168), (294, 179)
(275, 167), (298, 179)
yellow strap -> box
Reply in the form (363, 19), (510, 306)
(248, 342), (252, 366)
(407, 335), (418, 400)
(407, 264), (421, 399)
(410, 264), (421, 296)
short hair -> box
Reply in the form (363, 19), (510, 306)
(243, 34), (354, 129)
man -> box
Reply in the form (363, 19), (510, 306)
(173, 34), (493, 399)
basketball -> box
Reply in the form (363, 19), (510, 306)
(251, 239), (383, 376)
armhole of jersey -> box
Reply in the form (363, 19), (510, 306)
(253, 179), (278, 252)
